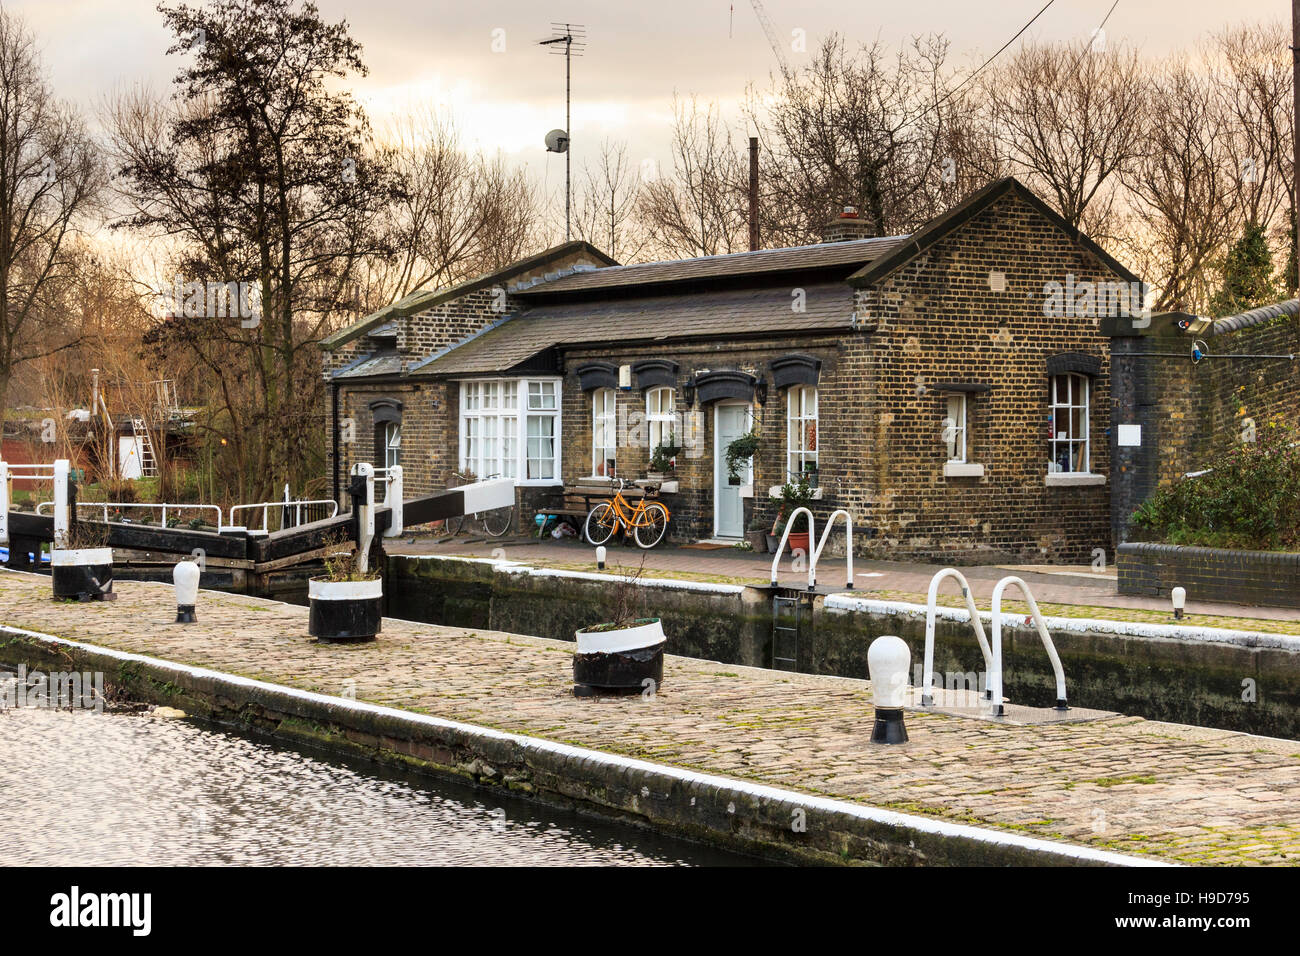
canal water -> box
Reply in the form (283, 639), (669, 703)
(0, 706), (757, 866)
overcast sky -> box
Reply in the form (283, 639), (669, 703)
(9, 0), (1291, 214)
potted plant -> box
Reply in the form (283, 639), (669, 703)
(308, 538), (383, 643)
(724, 429), (761, 482)
(746, 516), (769, 553)
(573, 560), (664, 697)
(51, 519), (114, 602)
(773, 472), (816, 553)
(647, 430), (681, 480)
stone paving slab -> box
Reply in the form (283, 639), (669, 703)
(3, 569), (1300, 865)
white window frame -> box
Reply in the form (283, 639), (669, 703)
(383, 421), (401, 471)
(786, 385), (818, 479)
(646, 386), (676, 452)
(944, 394), (967, 463)
(458, 378), (561, 485)
(591, 388), (617, 478)
(1048, 373), (1090, 474)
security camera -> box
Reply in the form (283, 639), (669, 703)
(1177, 315), (1213, 335)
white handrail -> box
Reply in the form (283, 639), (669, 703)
(38, 500), (225, 530)
(921, 568), (994, 707)
(1, 459), (68, 547)
(769, 506), (815, 588)
(809, 508), (853, 590)
(988, 576), (1068, 716)
(228, 498), (338, 532)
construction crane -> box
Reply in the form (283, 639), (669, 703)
(748, 0), (788, 72)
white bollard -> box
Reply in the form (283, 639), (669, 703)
(174, 560), (200, 623)
(868, 635), (911, 744)
(1171, 586), (1186, 620)
(596, 545), (606, 570)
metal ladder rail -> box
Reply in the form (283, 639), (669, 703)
(988, 576), (1068, 715)
(768, 506), (816, 588)
(771, 594), (801, 670)
(921, 567), (994, 707)
(808, 508), (854, 590)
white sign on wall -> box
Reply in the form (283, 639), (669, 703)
(1117, 424), (1142, 447)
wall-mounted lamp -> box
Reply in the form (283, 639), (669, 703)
(755, 380), (769, 405)
(682, 380), (696, 408)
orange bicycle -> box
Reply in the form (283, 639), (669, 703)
(583, 478), (670, 549)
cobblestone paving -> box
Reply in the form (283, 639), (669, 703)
(4, 570), (1299, 865)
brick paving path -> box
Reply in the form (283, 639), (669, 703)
(398, 536), (1300, 623)
(4, 569), (1299, 865)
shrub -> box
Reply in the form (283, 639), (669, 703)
(1131, 419), (1300, 551)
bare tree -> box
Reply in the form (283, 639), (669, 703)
(0, 9), (104, 414)
(982, 40), (1146, 241)
(381, 108), (543, 301)
(636, 95), (748, 259)
(573, 138), (645, 262)
(108, 0), (399, 500)
(747, 34), (953, 245)
(1205, 22), (1294, 297)
(1122, 59), (1236, 313)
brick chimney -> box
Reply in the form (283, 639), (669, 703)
(821, 205), (876, 242)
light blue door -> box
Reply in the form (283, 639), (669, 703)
(714, 403), (751, 538)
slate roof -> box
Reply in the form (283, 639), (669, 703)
(511, 236), (907, 297)
(331, 351), (406, 380)
(847, 177), (1141, 287)
(319, 240), (618, 351)
(411, 283), (855, 377)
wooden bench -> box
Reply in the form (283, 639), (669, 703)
(533, 482), (651, 536)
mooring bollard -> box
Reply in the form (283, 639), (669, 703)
(596, 545), (606, 570)
(868, 635), (910, 744)
(1171, 586), (1186, 620)
(173, 560), (200, 623)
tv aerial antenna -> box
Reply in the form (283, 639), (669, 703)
(538, 22), (586, 241)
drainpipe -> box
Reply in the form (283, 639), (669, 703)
(331, 381), (341, 507)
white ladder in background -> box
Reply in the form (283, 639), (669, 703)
(131, 418), (158, 477)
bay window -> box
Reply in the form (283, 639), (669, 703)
(786, 385), (818, 478)
(459, 378), (560, 483)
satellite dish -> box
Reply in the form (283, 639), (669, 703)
(545, 129), (570, 153)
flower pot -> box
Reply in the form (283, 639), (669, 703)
(786, 531), (810, 553)
(308, 577), (383, 643)
(50, 548), (114, 601)
(573, 618), (665, 696)
(765, 533), (778, 552)
(745, 530), (768, 553)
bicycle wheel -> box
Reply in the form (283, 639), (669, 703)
(479, 505), (514, 537)
(584, 503), (617, 545)
(436, 515), (464, 537)
(633, 503), (669, 549)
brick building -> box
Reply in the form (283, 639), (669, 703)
(321, 177), (1144, 562)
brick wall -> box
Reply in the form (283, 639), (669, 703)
(556, 337), (843, 542)
(1109, 311), (1300, 543)
(844, 191), (1120, 562)
(1117, 541), (1300, 608)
